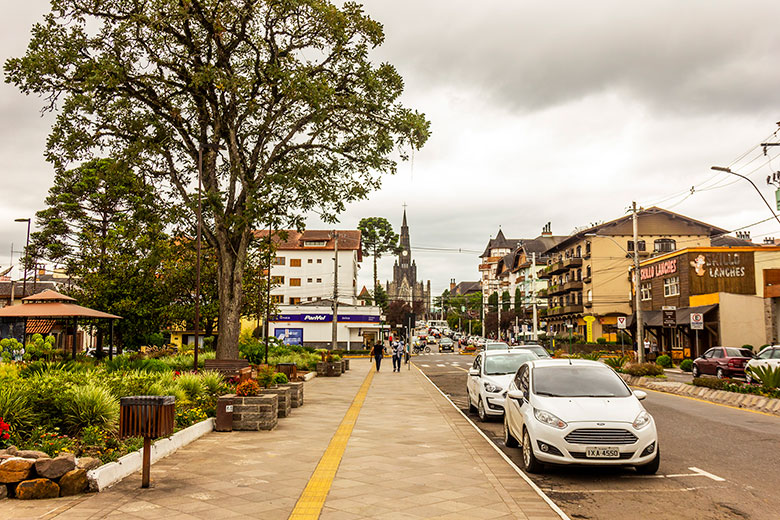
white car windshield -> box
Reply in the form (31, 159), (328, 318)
(514, 346), (550, 358)
(533, 366), (631, 398)
(484, 353), (537, 375)
(485, 342), (510, 350)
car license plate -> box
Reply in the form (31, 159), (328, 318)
(585, 447), (620, 458)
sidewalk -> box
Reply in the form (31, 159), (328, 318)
(3, 359), (563, 520)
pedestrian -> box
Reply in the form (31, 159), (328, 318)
(371, 340), (384, 372)
(392, 340), (404, 372)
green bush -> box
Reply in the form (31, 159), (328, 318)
(692, 377), (728, 390)
(61, 385), (119, 435)
(604, 356), (629, 369)
(272, 372), (289, 385)
(200, 371), (227, 395)
(581, 352), (601, 361)
(0, 384), (35, 434)
(746, 365), (780, 389)
(257, 366), (275, 388)
(656, 355), (672, 368)
(741, 344), (754, 352)
(680, 359), (693, 372)
(176, 373), (206, 400)
(623, 363), (664, 377)
(596, 337), (607, 345)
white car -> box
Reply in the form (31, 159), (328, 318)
(745, 346), (780, 384)
(503, 359), (659, 474)
(466, 350), (539, 422)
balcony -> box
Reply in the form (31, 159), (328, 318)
(563, 256), (583, 269)
(537, 288), (548, 298)
(562, 280), (583, 292)
(564, 304), (584, 314)
(584, 300), (592, 308)
(582, 276), (592, 284)
(478, 263), (491, 271)
(548, 284), (566, 296)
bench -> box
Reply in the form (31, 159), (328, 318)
(204, 359), (252, 382)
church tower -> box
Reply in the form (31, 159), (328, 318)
(386, 207), (430, 314)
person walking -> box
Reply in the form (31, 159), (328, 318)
(372, 340), (384, 372)
(392, 340), (404, 372)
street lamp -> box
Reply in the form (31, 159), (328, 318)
(710, 166), (780, 226)
(14, 218), (31, 298)
(194, 142), (224, 371)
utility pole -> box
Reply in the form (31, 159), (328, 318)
(331, 231), (339, 350)
(633, 201), (645, 363)
(497, 291), (501, 340)
(532, 252), (538, 341)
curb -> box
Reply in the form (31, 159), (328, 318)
(87, 418), (215, 491)
(302, 372), (316, 382)
(619, 374), (780, 416)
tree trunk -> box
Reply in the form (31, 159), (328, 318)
(373, 244), (378, 303)
(214, 229), (250, 360)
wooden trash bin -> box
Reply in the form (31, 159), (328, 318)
(119, 395), (175, 488)
(276, 362), (298, 381)
(216, 395), (234, 432)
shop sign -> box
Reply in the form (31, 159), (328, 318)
(689, 251), (755, 295)
(690, 312), (704, 330)
(274, 328), (303, 345)
(640, 258), (678, 281)
(662, 310), (675, 328)
(274, 313), (380, 323)
(583, 315), (596, 342)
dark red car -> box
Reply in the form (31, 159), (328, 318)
(692, 346), (755, 379)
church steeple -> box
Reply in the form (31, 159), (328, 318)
(399, 207), (411, 268)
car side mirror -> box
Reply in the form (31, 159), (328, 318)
(633, 390), (647, 401)
(468, 368), (479, 376)
(507, 390), (525, 402)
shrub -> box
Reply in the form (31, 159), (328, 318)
(61, 385), (120, 435)
(147, 382), (187, 403)
(656, 355), (672, 368)
(741, 344), (754, 352)
(680, 359), (693, 372)
(257, 366), (275, 388)
(596, 337), (607, 345)
(0, 416), (11, 448)
(176, 373), (206, 400)
(200, 371), (227, 395)
(24, 427), (74, 457)
(581, 352), (601, 361)
(272, 372), (289, 385)
(604, 356), (629, 369)
(692, 377), (728, 390)
(623, 362), (664, 377)
(236, 379), (260, 397)
(0, 383), (37, 435)
(746, 365), (780, 389)
(176, 407), (208, 428)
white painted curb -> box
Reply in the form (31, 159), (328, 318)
(302, 372), (316, 381)
(414, 365), (570, 520)
(87, 418), (215, 491)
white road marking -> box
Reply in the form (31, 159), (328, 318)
(547, 487), (710, 494)
(689, 467), (726, 482)
(436, 364), (446, 367)
(419, 364), (430, 367)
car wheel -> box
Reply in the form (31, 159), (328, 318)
(477, 398), (488, 422)
(504, 417), (519, 448)
(425, 346), (431, 353)
(692, 364), (700, 377)
(467, 390), (477, 413)
(635, 446), (660, 475)
(716, 367), (725, 379)
(521, 429), (543, 473)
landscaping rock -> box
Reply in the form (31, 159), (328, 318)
(0, 458), (36, 483)
(76, 457), (102, 471)
(35, 453), (76, 479)
(0, 483), (7, 500)
(16, 478), (60, 500)
(16, 450), (51, 460)
(58, 469), (87, 496)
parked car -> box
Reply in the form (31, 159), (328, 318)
(504, 359), (659, 474)
(511, 344), (551, 358)
(745, 346), (780, 384)
(692, 346), (755, 379)
(466, 349), (539, 421)
(439, 337), (455, 352)
(485, 341), (511, 351)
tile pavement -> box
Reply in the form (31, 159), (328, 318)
(1, 359), (562, 520)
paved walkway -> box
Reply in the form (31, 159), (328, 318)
(3, 359), (563, 520)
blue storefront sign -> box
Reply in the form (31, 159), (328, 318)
(274, 328), (304, 345)
(273, 313), (380, 323)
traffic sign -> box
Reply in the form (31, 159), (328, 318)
(662, 310), (676, 328)
(616, 316), (627, 330)
(690, 312), (704, 330)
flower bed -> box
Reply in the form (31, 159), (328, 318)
(692, 377), (780, 399)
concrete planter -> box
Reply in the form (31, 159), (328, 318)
(228, 393), (279, 431)
(343, 358), (350, 371)
(316, 362), (342, 377)
(262, 386), (292, 418)
(283, 382), (304, 407)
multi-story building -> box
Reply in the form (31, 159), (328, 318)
(538, 207), (725, 342)
(254, 229), (362, 306)
(479, 229), (521, 307)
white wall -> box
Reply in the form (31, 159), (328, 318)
(270, 249), (359, 305)
(718, 292), (767, 347)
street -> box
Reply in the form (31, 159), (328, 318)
(414, 352), (780, 520)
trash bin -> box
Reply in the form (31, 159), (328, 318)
(119, 395), (175, 488)
(216, 395), (234, 432)
(276, 362), (298, 381)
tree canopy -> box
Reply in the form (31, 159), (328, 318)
(357, 216), (398, 302)
(7, 0), (430, 358)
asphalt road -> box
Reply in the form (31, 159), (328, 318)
(414, 351), (780, 520)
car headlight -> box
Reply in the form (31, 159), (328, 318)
(633, 411), (652, 430)
(534, 408), (567, 429)
(484, 382), (502, 393)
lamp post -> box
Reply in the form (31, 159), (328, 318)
(711, 166), (780, 226)
(14, 218), (31, 298)
(194, 142), (223, 371)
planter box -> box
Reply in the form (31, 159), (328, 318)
(339, 360), (345, 373)
(228, 394), (279, 431)
(316, 362), (342, 377)
(343, 359), (350, 371)
(284, 382), (304, 407)
(262, 386), (292, 418)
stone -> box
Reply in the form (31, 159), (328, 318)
(59, 469), (87, 496)
(0, 483), (7, 500)
(16, 478), (60, 500)
(76, 457), (102, 471)
(0, 458), (35, 483)
(15, 450), (51, 460)
(35, 452), (76, 479)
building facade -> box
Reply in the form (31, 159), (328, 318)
(269, 301), (383, 350)
(385, 210), (431, 314)
(479, 229), (521, 308)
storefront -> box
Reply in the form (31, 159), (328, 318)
(269, 303), (383, 350)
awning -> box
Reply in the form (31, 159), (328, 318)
(627, 304), (718, 328)
(0, 302), (121, 319)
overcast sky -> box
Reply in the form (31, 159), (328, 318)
(3, 1), (780, 299)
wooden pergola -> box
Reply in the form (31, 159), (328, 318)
(0, 289), (122, 358)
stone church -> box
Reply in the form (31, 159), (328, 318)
(385, 209), (431, 315)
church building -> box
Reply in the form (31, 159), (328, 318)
(385, 209), (431, 315)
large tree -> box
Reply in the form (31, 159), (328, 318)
(357, 216), (398, 302)
(6, 0), (430, 359)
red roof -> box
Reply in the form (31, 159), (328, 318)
(254, 229), (362, 261)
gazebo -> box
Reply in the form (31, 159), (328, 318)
(0, 289), (122, 358)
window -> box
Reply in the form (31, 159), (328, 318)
(627, 240), (646, 252)
(587, 290), (592, 303)
(711, 348), (724, 359)
(577, 269), (582, 281)
(516, 365), (529, 399)
(272, 256), (285, 265)
(663, 276), (680, 297)
(289, 297), (301, 304)
(316, 259), (322, 264)
(308, 259), (313, 264)
(271, 295), (284, 303)
(641, 282), (652, 301)
(290, 278), (301, 287)
(307, 278), (313, 283)
(316, 278), (322, 283)
(576, 245), (581, 258)
(271, 276), (284, 284)
(586, 265), (592, 279)
(304, 240), (328, 247)
(654, 239), (676, 253)
(290, 259), (302, 267)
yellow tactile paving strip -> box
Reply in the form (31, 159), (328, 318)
(288, 368), (375, 520)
